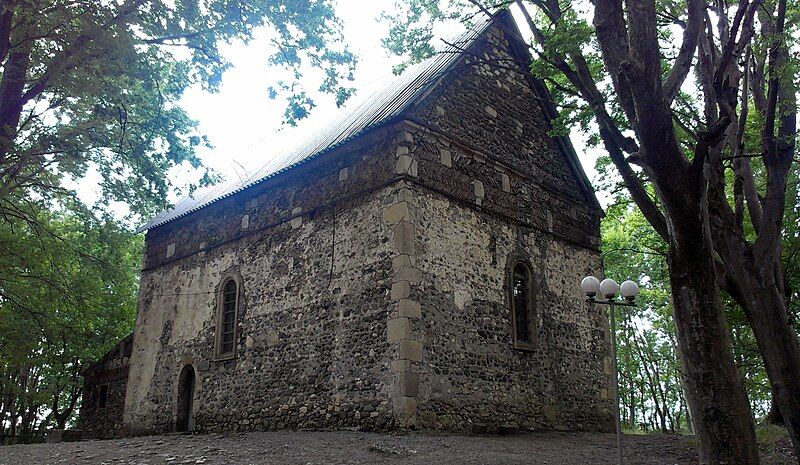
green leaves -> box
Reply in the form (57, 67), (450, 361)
(2, 0), (358, 225)
(602, 203), (686, 431)
(0, 0), (359, 437)
(0, 204), (141, 434)
(380, 0), (469, 74)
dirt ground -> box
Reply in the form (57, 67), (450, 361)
(0, 430), (795, 465)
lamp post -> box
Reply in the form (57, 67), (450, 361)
(580, 276), (639, 465)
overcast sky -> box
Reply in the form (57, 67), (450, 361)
(171, 1), (603, 206)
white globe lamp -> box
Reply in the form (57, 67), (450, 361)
(620, 280), (639, 302)
(599, 278), (619, 300)
(580, 276), (601, 298)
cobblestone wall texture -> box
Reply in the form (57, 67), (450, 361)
(79, 335), (133, 438)
(409, 185), (610, 432)
(123, 139), (402, 434)
(83, 19), (611, 436)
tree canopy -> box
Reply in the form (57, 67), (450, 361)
(0, 0), (357, 440)
(0, 206), (141, 438)
(0, 0), (357, 224)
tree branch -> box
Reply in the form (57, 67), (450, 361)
(593, 0), (637, 122)
(600, 126), (669, 241)
(662, 0), (704, 104)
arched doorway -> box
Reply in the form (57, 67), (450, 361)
(176, 364), (195, 432)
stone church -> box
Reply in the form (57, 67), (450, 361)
(79, 10), (611, 438)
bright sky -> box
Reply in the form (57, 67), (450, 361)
(173, 1), (603, 206)
(177, 1), (399, 189)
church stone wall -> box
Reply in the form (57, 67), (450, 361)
(409, 185), (610, 432)
(382, 123), (610, 432)
(114, 17), (611, 436)
(141, 129), (398, 271)
(124, 134), (411, 435)
(410, 25), (586, 202)
(79, 334), (133, 438)
(381, 22), (611, 432)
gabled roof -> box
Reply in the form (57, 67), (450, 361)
(139, 15), (495, 232)
(139, 10), (599, 232)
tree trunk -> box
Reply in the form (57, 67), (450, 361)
(666, 204), (760, 464)
(745, 278), (800, 454)
(765, 396), (784, 426)
(629, 388), (636, 429)
(714, 229), (800, 456)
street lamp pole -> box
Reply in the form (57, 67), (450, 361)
(580, 277), (639, 465)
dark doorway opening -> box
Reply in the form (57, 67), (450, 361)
(176, 364), (195, 432)
(98, 384), (109, 409)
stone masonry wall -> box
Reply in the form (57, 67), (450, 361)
(126, 187), (398, 434)
(123, 127), (427, 433)
(380, 22), (612, 432)
(411, 185), (611, 432)
(116, 19), (610, 436)
(80, 334), (133, 438)
(142, 128), (398, 270)
(410, 24), (591, 215)
(383, 123), (611, 432)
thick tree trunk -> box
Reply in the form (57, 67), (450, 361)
(765, 396), (784, 426)
(745, 278), (800, 456)
(666, 203), (760, 464)
(0, 40), (30, 163)
(714, 227), (800, 456)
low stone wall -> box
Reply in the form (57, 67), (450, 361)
(79, 334), (132, 438)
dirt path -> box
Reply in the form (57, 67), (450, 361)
(0, 430), (794, 464)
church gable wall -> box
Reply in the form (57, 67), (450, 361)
(379, 122), (609, 431)
(378, 23), (609, 432)
(408, 185), (611, 432)
(402, 121), (599, 250)
(409, 24), (590, 208)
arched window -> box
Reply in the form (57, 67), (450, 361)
(511, 262), (536, 348)
(216, 278), (239, 358)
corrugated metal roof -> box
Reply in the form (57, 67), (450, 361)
(138, 15), (496, 232)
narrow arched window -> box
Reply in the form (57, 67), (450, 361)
(511, 262), (535, 347)
(216, 279), (239, 358)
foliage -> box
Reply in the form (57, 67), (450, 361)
(380, 0), (474, 74)
(0, 0), (357, 226)
(0, 0), (358, 440)
(783, 165), (800, 324)
(600, 117), (800, 430)
(602, 199), (785, 430)
(0, 204), (141, 440)
(602, 202), (683, 432)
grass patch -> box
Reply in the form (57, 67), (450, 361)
(756, 425), (789, 445)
